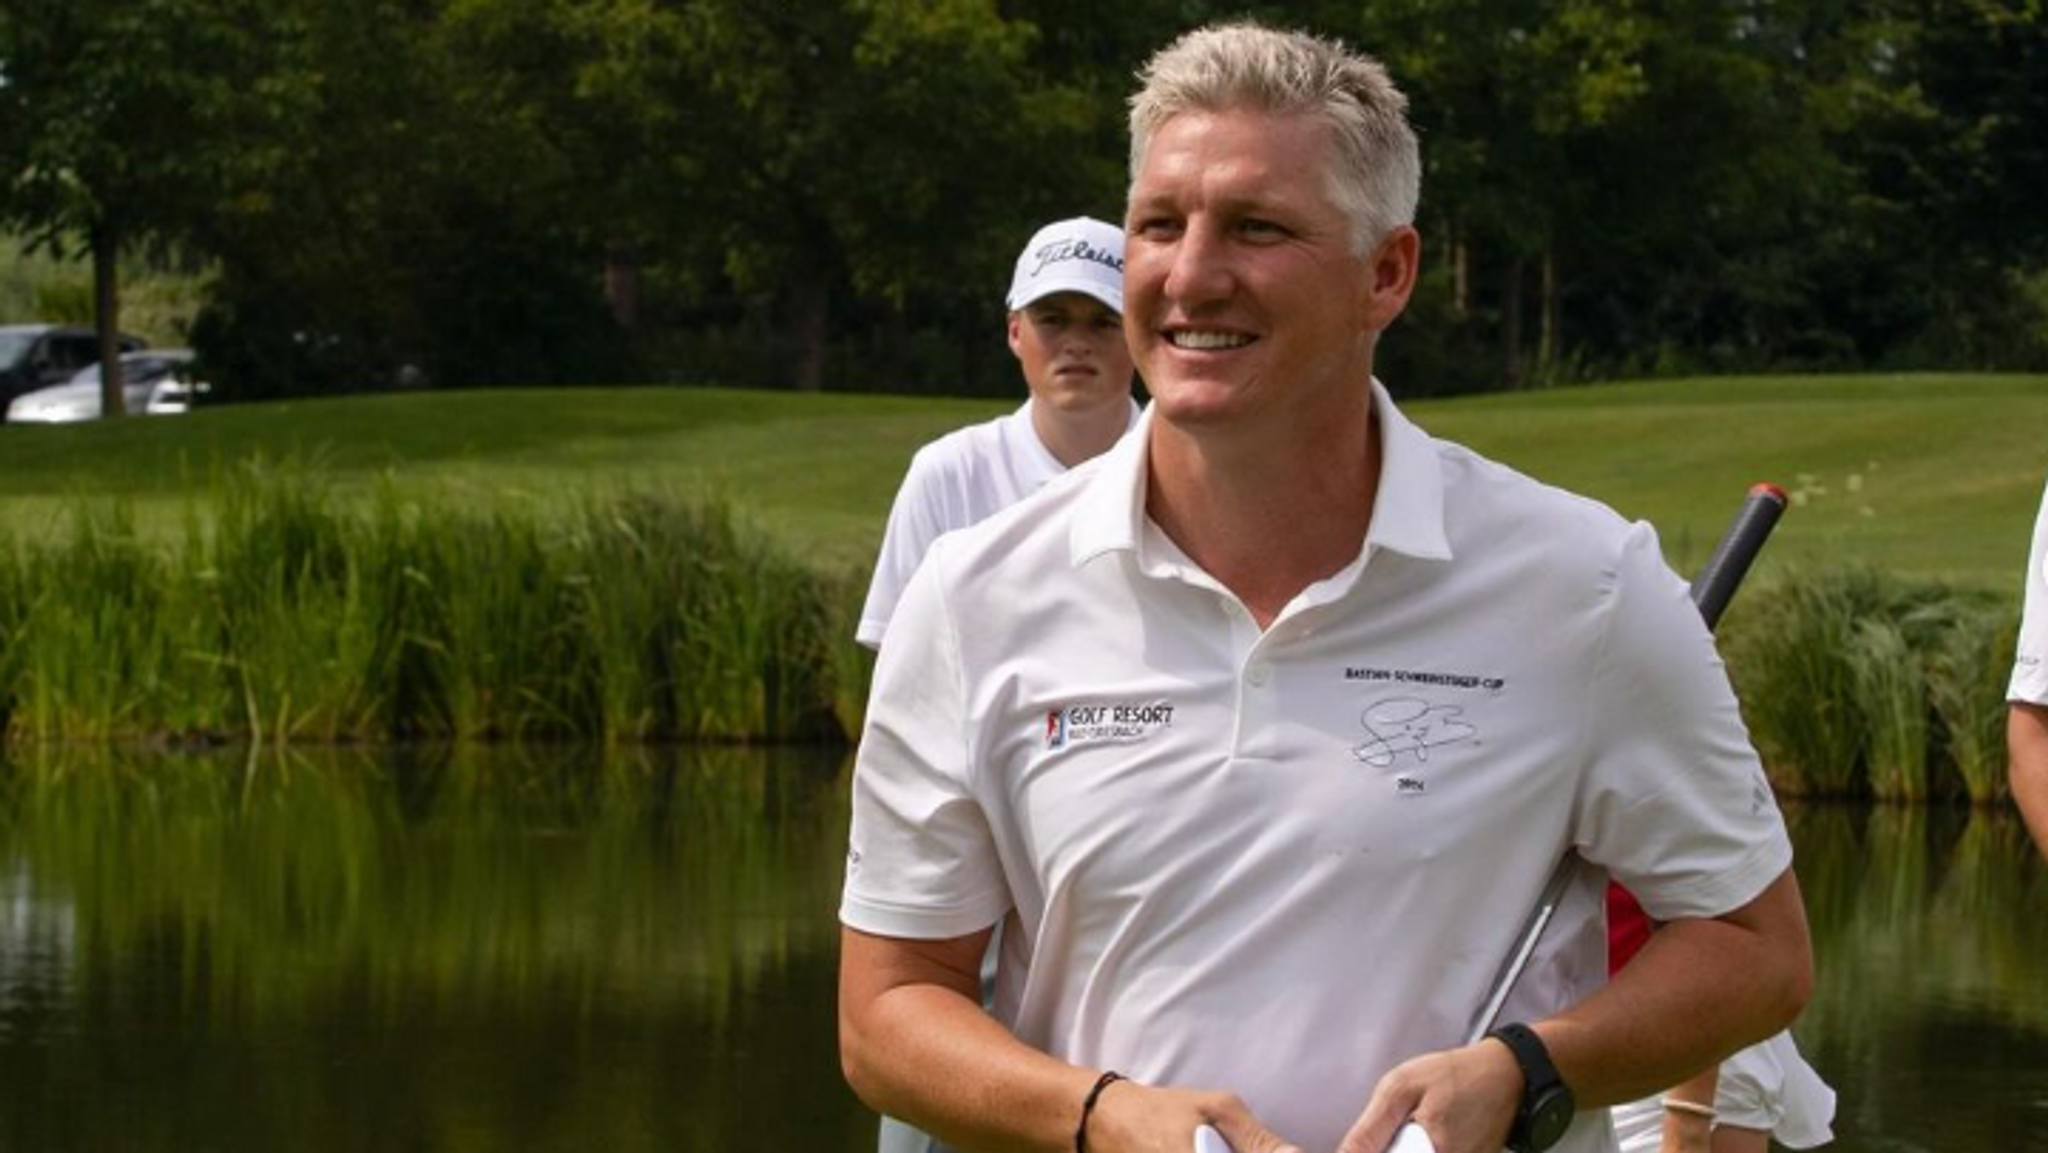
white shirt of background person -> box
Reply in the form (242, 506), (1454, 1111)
(855, 215), (1139, 651)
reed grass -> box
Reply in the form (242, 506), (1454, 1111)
(0, 467), (861, 745)
(1725, 566), (2018, 803)
(0, 461), (2021, 776)
(1927, 605), (2022, 803)
(1724, 568), (1872, 796)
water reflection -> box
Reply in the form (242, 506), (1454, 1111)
(0, 748), (2043, 1152)
(0, 744), (871, 1153)
(1789, 804), (2048, 1152)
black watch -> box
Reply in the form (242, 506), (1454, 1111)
(1486, 1023), (1576, 1153)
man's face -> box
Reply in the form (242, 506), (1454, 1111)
(1123, 108), (1415, 433)
(1008, 292), (1135, 414)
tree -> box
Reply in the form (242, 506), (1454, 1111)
(0, 0), (317, 415)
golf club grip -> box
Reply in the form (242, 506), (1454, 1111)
(1688, 483), (1788, 630)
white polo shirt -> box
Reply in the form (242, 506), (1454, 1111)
(841, 383), (1792, 1153)
(857, 398), (1142, 649)
(2010, 471), (2048, 704)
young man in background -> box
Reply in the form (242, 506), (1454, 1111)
(857, 216), (1138, 651)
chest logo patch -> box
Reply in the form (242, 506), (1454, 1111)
(1352, 699), (1477, 767)
(1045, 701), (1176, 750)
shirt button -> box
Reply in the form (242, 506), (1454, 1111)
(1246, 663), (1270, 686)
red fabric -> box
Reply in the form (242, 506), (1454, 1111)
(1606, 882), (1653, 976)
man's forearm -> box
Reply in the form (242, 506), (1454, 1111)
(848, 986), (1095, 1152)
(1538, 870), (1811, 1108)
(840, 927), (1100, 1153)
(2010, 703), (2048, 859)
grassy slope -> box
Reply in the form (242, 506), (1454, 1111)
(0, 373), (2041, 587)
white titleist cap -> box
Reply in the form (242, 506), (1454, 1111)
(1005, 216), (1125, 313)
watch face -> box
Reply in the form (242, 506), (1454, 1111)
(1527, 1087), (1576, 1151)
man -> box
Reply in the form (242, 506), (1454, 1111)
(839, 23), (1812, 1153)
(856, 215), (1139, 651)
(2009, 469), (2048, 858)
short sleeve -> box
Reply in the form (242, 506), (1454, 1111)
(1718, 1031), (1836, 1147)
(1575, 522), (1793, 921)
(856, 454), (955, 650)
(2010, 471), (2048, 704)
(841, 547), (1012, 938)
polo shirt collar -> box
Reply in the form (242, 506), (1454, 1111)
(1068, 379), (1452, 571)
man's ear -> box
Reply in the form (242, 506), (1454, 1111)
(1362, 226), (1422, 332)
(1007, 310), (1026, 359)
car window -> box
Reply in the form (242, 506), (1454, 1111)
(49, 336), (98, 369)
(0, 332), (36, 366)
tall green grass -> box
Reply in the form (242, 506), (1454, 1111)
(1724, 566), (2020, 804)
(0, 467), (864, 745)
(0, 463), (2023, 780)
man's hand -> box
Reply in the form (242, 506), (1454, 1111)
(1333, 1037), (1522, 1153)
(1087, 1081), (1304, 1153)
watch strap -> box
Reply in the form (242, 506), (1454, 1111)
(1486, 1022), (1570, 1152)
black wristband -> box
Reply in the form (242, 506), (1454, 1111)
(1075, 1070), (1125, 1153)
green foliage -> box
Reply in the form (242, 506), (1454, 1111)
(0, 234), (207, 340)
(8, 0), (2047, 395)
(0, 468), (860, 745)
(1927, 604), (2023, 803)
(1724, 565), (2018, 802)
(1851, 616), (1931, 801)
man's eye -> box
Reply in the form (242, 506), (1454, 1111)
(1132, 217), (1182, 239)
(1240, 218), (1287, 238)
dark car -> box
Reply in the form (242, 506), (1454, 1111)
(0, 324), (147, 416)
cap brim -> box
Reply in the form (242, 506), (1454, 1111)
(1008, 277), (1124, 314)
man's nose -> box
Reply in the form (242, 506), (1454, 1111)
(1162, 224), (1232, 306)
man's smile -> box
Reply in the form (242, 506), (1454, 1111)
(1165, 329), (1256, 351)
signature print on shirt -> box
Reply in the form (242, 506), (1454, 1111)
(1351, 698), (1477, 768)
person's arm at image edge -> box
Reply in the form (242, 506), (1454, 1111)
(2010, 701), (2048, 859)
(1655, 1066), (1719, 1153)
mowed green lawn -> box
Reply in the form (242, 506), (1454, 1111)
(0, 373), (2040, 589)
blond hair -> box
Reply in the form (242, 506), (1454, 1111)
(1129, 22), (1421, 253)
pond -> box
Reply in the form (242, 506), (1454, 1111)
(0, 745), (2041, 1153)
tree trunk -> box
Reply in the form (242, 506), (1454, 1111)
(884, 301), (910, 392)
(1501, 256), (1525, 390)
(91, 220), (126, 419)
(790, 275), (828, 393)
(1537, 247), (1559, 377)
(603, 242), (642, 332)
(1451, 231), (1469, 319)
